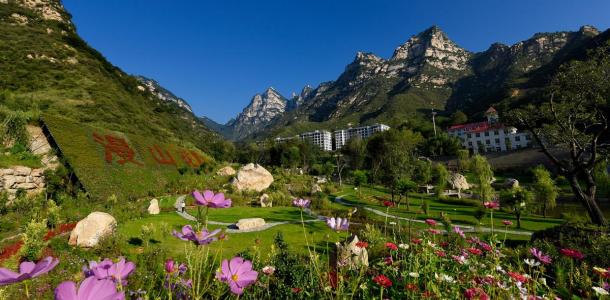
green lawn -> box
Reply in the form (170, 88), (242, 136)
(334, 185), (565, 232)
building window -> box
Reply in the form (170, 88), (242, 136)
(485, 140), (490, 145)
(484, 132), (489, 137)
(494, 130), (499, 135)
(496, 147), (501, 152)
(467, 133), (472, 138)
(495, 138), (500, 143)
(515, 136), (521, 142)
(476, 133), (480, 138)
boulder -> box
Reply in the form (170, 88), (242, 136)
(311, 183), (322, 194)
(334, 235), (368, 270)
(448, 173), (470, 190)
(260, 193), (272, 208)
(69, 212), (117, 248)
(231, 163), (274, 192)
(236, 218), (266, 230)
(216, 166), (236, 176)
(504, 178), (519, 189)
(12, 166), (31, 176)
(147, 198), (160, 215)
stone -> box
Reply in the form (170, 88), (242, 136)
(231, 163), (274, 192)
(311, 183), (322, 194)
(14, 176), (26, 184)
(236, 218), (266, 230)
(504, 178), (519, 189)
(13, 166), (32, 176)
(147, 199), (160, 215)
(259, 193), (272, 208)
(69, 212), (117, 248)
(1, 169), (14, 176)
(3, 176), (17, 189)
(216, 166), (236, 176)
(25, 176), (34, 183)
(315, 176), (328, 184)
(31, 169), (44, 177)
(448, 173), (470, 190)
(334, 235), (368, 270)
(15, 182), (37, 189)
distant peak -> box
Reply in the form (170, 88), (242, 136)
(579, 25), (599, 35)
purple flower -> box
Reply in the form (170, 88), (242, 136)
(326, 217), (349, 231)
(192, 190), (232, 208)
(0, 256), (58, 286)
(85, 258), (135, 285)
(216, 256), (258, 295)
(55, 276), (124, 300)
(165, 259), (187, 275)
(292, 198), (311, 209)
(454, 226), (466, 238)
(530, 248), (552, 265)
(173, 225), (221, 245)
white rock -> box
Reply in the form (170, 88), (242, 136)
(147, 199), (160, 215)
(311, 183), (322, 194)
(15, 182), (37, 189)
(259, 193), (272, 208)
(2, 169), (14, 175)
(12, 166), (31, 176)
(31, 169), (44, 177)
(69, 212), (117, 248)
(448, 173), (470, 190)
(236, 218), (266, 230)
(216, 166), (236, 176)
(231, 163), (274, 192)
(335, 235), (369, 270)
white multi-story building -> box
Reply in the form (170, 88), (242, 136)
(299, 130), (333, 152)
(447, 107), (532, 153)
(334, 123), (390, 150)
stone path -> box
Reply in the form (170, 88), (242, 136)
(332, 196), (533, 237)
(174, 195), (323, 233)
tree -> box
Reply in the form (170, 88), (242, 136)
(351, 170), (368, 198)
(531, 165), (558, 217)
(423, 134), (463, 157)
(414, 159), (432, 185)
(502, 187), (533, 228)
(334, 153), (348, 186)
(367, 129), (423, 201)
(471, 154), (494, 202)
(450, 110), (468, 125)
(342, 137), (367, 170)
(433, 163), (449, 196)
(510, 46), (610, 226)
(457, 149), (470, 172)
(396, 178), (417, 210)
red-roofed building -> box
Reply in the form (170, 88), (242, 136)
(447, 107), (531, 153)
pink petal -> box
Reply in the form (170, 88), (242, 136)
(19, 261), (36, 274)
(79, 277), (119, 300)
(228, 280), (244, 295)
(212, 192), (225, 204)
(54, 280), (78, 300)
(203, 190), (215, 201)
(236, 270), (258, 286)
(229, 257), (244, 274)
(235, 260), (252, 276)
(0, 268), (19, 285)
(192, 191), (206, 205)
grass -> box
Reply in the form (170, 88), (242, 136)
(0, 153), (42, 168)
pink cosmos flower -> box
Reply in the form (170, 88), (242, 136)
(560, 248), (585, 260)
(454, 226), (466, 238)
(164, 259), (187, 274)
(530, 248), (552, 265)
(428, 229), (442, 235)
(425, 219), (437, 226)
(502, 220), (513, 226)
(483, 201), (500, 210)
(0, 256), (58, 286)
(411, 238), (422, 245)
(292, 198), (311, 209)
(85, 258), (135, 285)
(55, 276), (124, 300)
(452, 255), (467, 265)
(262, 266), (275, 275)
(216, 257), (258, 295)
(192, 190), (232, 208)
(464, 287), (489, 300)
(326, 217), (349, 231)
(480, 242), (493, 252)
(435, 250), (447, 258)
(173, 225), (221, 246)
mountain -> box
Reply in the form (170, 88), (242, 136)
(225, 87), (288, 140)
(0, 0), (220, 151)
(218, 25), (607, 140)
(135, 76), (193, 113)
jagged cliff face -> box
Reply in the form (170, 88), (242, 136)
(136, 76), (193, 113)
(227, 87), (288, 140)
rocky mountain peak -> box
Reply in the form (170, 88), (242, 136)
(579, 25), (599, 35)
(7, 0), (69, 24)
(227, 87), (288, 140)
(135, 76), (193, 113)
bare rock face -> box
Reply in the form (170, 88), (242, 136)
(147, 199), (160, 215)
(231, 163), (274, 192)
(259, 193), (272, 208)
(335, 235), (368, 270)
(216, 166), (236, 176)
(236, 218), (266, 230)
(228, 88), (288, 140)
(69, 212), (117, 248)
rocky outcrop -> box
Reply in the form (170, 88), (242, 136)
(236, 218), (266, 230)
(231, 163), (274, 192)
(27, 125), (59, 170)
(69, 212), (117, 248)
(147, 198), (160, 215)
(216, 166), (236, 176)
(135, 76), (193, 113)
(226, 87), (288, 140)
(0, 167), (46, 200)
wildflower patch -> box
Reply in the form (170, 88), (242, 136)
(42, 114), (213, 200)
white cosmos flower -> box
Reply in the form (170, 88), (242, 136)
(409, 272), (419, 278)
(593, 287), (609, 296)
(398, 243), (409, 250)
(524, 259), (540, 267)
(441, 274), (454, 283)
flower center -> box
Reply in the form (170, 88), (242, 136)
(231, 274), (239, 282)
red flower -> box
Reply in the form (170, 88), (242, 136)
(425, 219), (437, 226)
(384, 256), (393, 265)
(385, 242), (398, 251)
(428, 229), (442, 235)
(440, 241), (449, 248)
(422, 290), (436, 298)
(411, 238), (422, 245)
(373, 274), (393, 288)
(291, 287), (302, 293)
(355, 241), (369, 249)
(435, 250), (446, 257)
(508, 271), (529, 283)
(383, 201), (394, 207)
(479, 242), (492, 252)
(467, 247), (483, 256)
(502, 220), (513, 226)
(405, 283), (418, 291)
(560, 248), (585, 260)
(483, 201), (500, 210)
(464, 287), (490, 300)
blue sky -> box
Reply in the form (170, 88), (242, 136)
(62, 0), (610, 124)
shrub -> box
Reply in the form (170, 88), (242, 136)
(21, 218), (47, 261)
(46, 199), (62, 229)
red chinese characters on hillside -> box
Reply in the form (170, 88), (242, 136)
(93, 133), (143, 166)
(92, 133), (205, 168)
